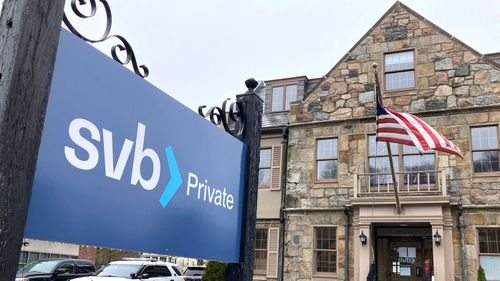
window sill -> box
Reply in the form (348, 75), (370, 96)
(268, 110), (290, 114)
(258, 188), (281, 192)
(314, 179), (338, 185)
(472, 172), (500, 178)
(312, 273), (337, 279)
(383, 87), (417, 96)
(253, 275), (267, 280)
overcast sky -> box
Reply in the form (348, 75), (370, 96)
(4, 1), (500, 111)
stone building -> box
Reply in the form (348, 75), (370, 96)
(259, 2), (500, 281)
(254, 76), (320, 280)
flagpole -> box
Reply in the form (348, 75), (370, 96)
(373, 63), (401, 214)
(386, 142), (401, 214)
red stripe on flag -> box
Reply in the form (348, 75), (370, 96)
(410, 114), (444, 150)
(377, 118), (399, 124)
(377, 128), (409, 135)
(386, 109), (431, 151)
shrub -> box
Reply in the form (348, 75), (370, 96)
(478, 265), (486, 281)
(202, 261), (226, 281)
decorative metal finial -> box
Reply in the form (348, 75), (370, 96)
(372, 62), (379, 74)
(63, 0), (149, 78)
(245, 78), (258, 91)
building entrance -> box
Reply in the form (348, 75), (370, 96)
(375, 226), (433, 281)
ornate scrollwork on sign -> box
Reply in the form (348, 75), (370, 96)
(63, 0), (149, 78)
(198, 98), (245, 137)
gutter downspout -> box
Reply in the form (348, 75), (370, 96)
(344, 206), (350, 281)
(278, 127), (289, 281)
(458, 202), (467, 281)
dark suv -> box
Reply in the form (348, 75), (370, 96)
(16, 258), (95, 281)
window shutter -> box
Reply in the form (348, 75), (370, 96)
(266, 228), (279, 278)
(270, 145), (282, 190)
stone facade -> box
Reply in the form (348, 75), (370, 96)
(282, 2), (500, 281)
(291, 7), (500, 125)
(254, 76), (319, 281)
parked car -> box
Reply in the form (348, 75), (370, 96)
(72, 260), (185, 281)
(16, 258), (95, 281)
(183, 266), (205, 281)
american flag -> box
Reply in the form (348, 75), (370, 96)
(374, 72), (463, 158)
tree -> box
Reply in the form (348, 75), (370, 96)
(478, 265), (486, 281)
(95, 248), (140, 269)
(203, 261), (226, 281)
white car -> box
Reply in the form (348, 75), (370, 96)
(71, 260), (185, 281)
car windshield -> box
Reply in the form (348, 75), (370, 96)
(184, 268), (205, 276)
(96, 264), (142, 278)
(18, 260), (60, 274)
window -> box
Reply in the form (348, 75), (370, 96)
(471, 126), (500, 173)
(478, 228), (500, 280)
(384, 51), (415, 91)
(171, 266), (182, 276)
(18, 251), (28, 268)
(57, 262), (76, 274)
(76, 264), (94, 274)
(368, 136), (398, 186)
(271, 85), (298, 111)
(254, 229), (268, 274)
(402, 145), (436, 185)
(155, 266), (172, 277)
(141, 266), (157, 278)
(258, 149), (271, 188)
(314, 227), (336, 274)
(28, 252), (40, 263)
(258, 146), (282, 190)
(316, 138), (338, 181)
(368, 135), (435, 188)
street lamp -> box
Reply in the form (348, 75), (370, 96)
(433, 230), (441, 247)
(359, 231), (367, 246)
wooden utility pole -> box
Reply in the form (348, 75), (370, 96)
(224, 78), (263, 281)
(0, 1), (65, 280)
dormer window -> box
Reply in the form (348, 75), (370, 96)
(271, 85), (298, 112)
(384, 51), (415, 91)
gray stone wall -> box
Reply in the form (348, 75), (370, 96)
(460, 211), (500, 281)
(284, 211), (350, 280)
(284, 3), (500, 281)
(289, 5), (500, 124)
(287, 110), (500, 209)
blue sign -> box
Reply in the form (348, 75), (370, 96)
(24, 29), (247, 262)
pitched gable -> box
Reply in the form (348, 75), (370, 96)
(290, 1), (500, 125)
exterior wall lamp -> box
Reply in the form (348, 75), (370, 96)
(359, 231), (367, 246)
(433, 230), (442, 247)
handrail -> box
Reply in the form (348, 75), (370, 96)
(356, 170), (441, 176)
(353, 170), (446, 197)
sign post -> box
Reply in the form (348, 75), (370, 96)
(0, 1), (65, 280)
(224, 79), (263, 281)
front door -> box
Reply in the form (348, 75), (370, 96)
(388, 238), (424, 281)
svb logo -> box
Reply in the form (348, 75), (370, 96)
(64, 118), (235, 210)
(63, 118), (182, 207)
